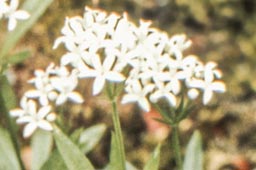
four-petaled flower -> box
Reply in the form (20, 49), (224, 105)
(79, 54), (125, 95)
(122, 80), (155, 112)
(51, 70), (84, 105)
(188, 62), (226, 104)
(10, 98), (56, 138)
(1, 0), (30, 31)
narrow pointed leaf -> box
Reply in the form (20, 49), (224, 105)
(177, 102), (194, 122)
(53, 126), (94, 170)
(70, 127), (84, 144)
(40, 150), (67, 170)
(7, 51), (31, 64)
(143, 144), (161, 170)
(0, 127), (21, 170)
(126, 161), (138, 170)
(0, 75), (16, 109)
(108, 132), (123, 170)
(79, 123), (107, 154)
(183, 130), (203, 170)
(0, 75), (24, 169)
(153, 103), (173, 124)
(31, 129), (53, 170)
(153, 118), (171, 125)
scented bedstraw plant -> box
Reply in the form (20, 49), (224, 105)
(1, 3), (226, 170)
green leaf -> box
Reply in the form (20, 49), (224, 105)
(0, 75), (24, 169)
(126, 162), (138, 170)
(153, 103), (173, 124)
(40, 150), (67, 170)
(177, 101), (194, 123)
(143, 144), (161, 170)
(0, 0), (53, 67)
(105, 161), (138, 170)
(183, 130), (203, 170)
(53, 126), (94, 170)
(0, 127), (21, 170)
(31, 130), (53, 170)
(6, 51), (31, 64)
(70, 127), (84, 143)
(0, 75), (16, 110)
(79, 123), (107, 154)
(108, 132), (123, 170)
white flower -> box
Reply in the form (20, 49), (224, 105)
(10, 97), (31, 118)
(10, 99), (55, 138)
(53, 6), (226, 111)
(168, 34), (192, 57)
(53, 17), (86, 49)
(188, 62), (226, 104)
(25, 66), (56, 106)
(193, 79), (225, 105)
(59, 46), (90, 72)
(176, 55), (203, 81)
(122, 80), (155, 112)
(150, 82), (177, 107)
(51, 70), (84, 105)
(105, 45), (134, 72)
(4, 0), (30, 31)
(110, 14), (137, 50)
(79, 54), (125, 95)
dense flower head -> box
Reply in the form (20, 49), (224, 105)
(10, 6), (226, 137)
(10, 64), (83, 137)
(54, 6), (226, 112)
(25, 63), (83, 106)
(0, 0), (30, 31)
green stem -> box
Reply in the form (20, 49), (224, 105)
(111, 98), (126, 170)
(172, 125), (183, 170)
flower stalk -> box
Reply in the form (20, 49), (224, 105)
(172, 125), (183, 170)
(111, 98), (126, 170)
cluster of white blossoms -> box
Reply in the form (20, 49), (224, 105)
(54, 7), (226, 112)
(10, 64), (83, 137)
(0, 0), (30, 31)
(10, 6), (226, 137)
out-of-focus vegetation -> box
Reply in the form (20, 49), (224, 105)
(7, 0), (256, 169)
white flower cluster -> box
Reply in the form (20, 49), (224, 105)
(54, 7), (226, 112)
(10, 64), (83, 137)
(0, 0), (30, 31)
(10, 6), (226, 137)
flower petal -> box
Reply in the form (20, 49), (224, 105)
(13, 10), (30, 20)
(68, 92), (84, 103)
(138, 97), (150, 112)
(203, 88), (213, 105)
(165, 93), (177, 107)
(25, 90), (41, 98)
(93, 76), (105, 95)
(37, 120), (53, 131)
(105, 71), (125, 82)
(38, 106), (51, 119)
(10, 109), (24, 117)
(8, 17), (17, 31)
(122, 94), (138, 104)
(56, 94), (68, 105)
(23, 122), (37, 138)
(211, 82), (226, 93)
